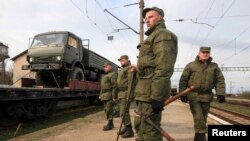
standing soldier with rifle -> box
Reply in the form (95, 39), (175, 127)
(132, 7), (178, 141)
(99, 62), (118, 131)
(116, 55), (135, 138)
(179, 47), (226, 141)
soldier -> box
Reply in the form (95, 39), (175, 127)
(179, 47), (226, 141)
(113, 100), (120, 118)
(132, 7), (178, 141)
(99, 62), (118, 131)
(117, 55), (134, 138)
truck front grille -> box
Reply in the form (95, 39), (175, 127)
(34, 56), (57, 63)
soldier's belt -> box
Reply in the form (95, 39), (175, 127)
(118, 87), (128, 91)
(139, 67), (155, 77)
(191, 90), (212, 94)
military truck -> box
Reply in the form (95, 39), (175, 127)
(22, 31), (118, 87)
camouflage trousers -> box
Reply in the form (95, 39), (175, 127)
(103, 100), (113, 120)
(119, 99), (132, 126)
(113, 101), (120, 115)
(134, 101), (162, 141)
(189, 101), (210, 133)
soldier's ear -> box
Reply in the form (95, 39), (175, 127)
(158, 15), (163, 20)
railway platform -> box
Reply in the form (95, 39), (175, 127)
(9, 100), (226, 141)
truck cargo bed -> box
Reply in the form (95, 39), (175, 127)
(82, 48), (119, 70)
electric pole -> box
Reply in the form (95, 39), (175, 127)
(139, 0), (144, 44)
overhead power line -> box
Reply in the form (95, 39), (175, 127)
(104, 9), (139, 35)
(214, 25), (250, 55)
(219, 45), (250, 63)
(70, 0), (106, 34)
(171, 14), (250, 22)
(106, 2), (139, 10)
(187, 0), (215, 61)
(200, 0), (236, 45)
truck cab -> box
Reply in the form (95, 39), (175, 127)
(22, 31), (118, 87)
(22, 31), (86, 86)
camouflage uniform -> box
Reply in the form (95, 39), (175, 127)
(113, 101), (120, 117)
(179, 47), (225, 140)
(117, 55), (135, 137)
(100, 63), (118, 130)
(134, 9), (178, 141)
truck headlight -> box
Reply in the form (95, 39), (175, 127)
(56, 56), (61, 61)
(29, 57), (34, 62)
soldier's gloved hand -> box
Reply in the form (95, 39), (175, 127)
(180, 96), (188, 103)
(217, 95), (225, 103)
(151, 99), (164, 114)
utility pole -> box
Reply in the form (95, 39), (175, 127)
(139, 0), (144, 44)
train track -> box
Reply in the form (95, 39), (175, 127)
(213, 97), (250, 107)
(0, 103), (101, 129)
(209, 106), (250, 124)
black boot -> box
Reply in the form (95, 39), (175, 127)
(200, 133), (206, 141)
(194, 133), (206, 141)
(194, 133), (198, 141)
(121, 124), (134, 138)
(103, 120), (114, 131)
(135, 138), (143, 141)
(118, 125), (127, 135)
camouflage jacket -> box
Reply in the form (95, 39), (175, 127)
(135, 20), (178, 102)
(100, 70), (118, 101)
(117, 63), (135, 99)
(179, 57), (226, 102)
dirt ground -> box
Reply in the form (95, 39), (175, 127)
(8, 101), (220, 141)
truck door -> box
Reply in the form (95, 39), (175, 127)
(65, 35), (78, 64)
(78, 40), (83, 61)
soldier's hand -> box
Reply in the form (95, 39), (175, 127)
(180, 96), (188, 103)
(130, 64), (137, 72)
(98, 96), (101, 99)
(217, 95), (225, 103)
(151, 99), (164, 114)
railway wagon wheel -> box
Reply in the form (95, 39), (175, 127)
(0, 104), (19, 127)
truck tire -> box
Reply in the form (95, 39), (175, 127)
(70, 67), (85, 80)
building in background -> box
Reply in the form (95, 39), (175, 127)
(11, 50), (35, 87)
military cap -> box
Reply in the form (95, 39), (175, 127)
(103, 62), (112, 67)
(200, 46), (211, 52)
(118, 55), (129, 61)
(142, 7), (164, 18)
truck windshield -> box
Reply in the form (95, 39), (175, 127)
(31, 34), (66, 47)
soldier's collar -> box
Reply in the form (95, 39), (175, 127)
(195, 56), (213, 63)
(145, 20), (166, 36)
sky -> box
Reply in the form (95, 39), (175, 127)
(0, 0), (250, 93)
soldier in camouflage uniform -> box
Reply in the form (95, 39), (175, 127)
(179, 47), (226, 141)
(99, 62), (118, 131)
(117, 55), (134, 138)
(113, 101), (120, 118)
(133, 7), (178, 141)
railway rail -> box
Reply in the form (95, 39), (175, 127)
(209, 106), (250, 125)
(0, 103), (101, 129)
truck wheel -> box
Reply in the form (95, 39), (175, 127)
(71, 67), (85, 80)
